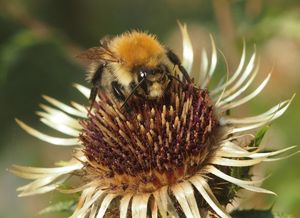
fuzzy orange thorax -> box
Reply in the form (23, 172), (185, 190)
(109, 31), (165, 69)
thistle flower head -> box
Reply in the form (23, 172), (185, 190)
(81, 82), (219, 194)
(11, 24), (297, 218)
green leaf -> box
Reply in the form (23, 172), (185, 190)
(249, 126), (270, 147)
(230, 165), (250, 180)
(229, 126), (270, 194)
(39, 200), (77, 215)
(231, 209), (274, 218)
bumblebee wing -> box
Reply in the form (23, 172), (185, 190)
(99, 35), (112, 47)
(77, 47), (110, 61)
(77, 47), (117, 82)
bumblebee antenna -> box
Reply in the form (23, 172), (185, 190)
(121, 78), (146, 109)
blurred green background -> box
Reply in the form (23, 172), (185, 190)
(0, 0), (300, 217)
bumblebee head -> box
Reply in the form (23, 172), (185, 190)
(133, 65), (170, 99)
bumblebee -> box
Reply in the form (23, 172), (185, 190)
(78, 31), (191, 108)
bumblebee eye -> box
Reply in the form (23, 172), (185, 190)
(136, 70), (148, 94)
(138, 71), (147, 82)
(141, 71), (147, 78)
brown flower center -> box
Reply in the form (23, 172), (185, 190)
(80, 83), (219, 193)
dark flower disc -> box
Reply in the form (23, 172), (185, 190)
(80, 82), (219, 193)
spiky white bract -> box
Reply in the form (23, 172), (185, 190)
(12, 25), (297, 218)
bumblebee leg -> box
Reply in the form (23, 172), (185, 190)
(167, 73), (185, 86)
(88, 65), (104, 112)
(89, 87), (98, 102)
(89, 65), (104, 102)
(166, 49), (191, 83)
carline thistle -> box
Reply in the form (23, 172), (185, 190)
(11, 24), (297, 218)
